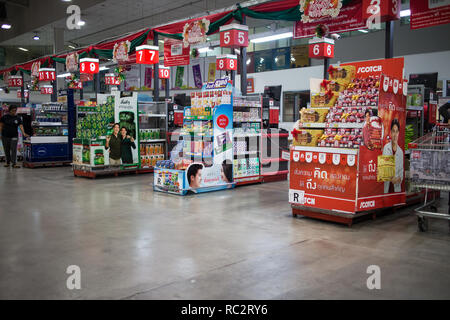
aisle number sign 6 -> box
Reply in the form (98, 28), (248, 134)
(308, 40), (334, 59)
(79, 58), (99, 74)
(136, 45), (159, 65)
(219, 24), (249, 48)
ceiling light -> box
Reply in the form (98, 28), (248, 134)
(62, 0), (72, 2)
(198, 47), (212, 53)
(251, 32), (293, 43)
(358, 29), (369, 33)
(68, 45), (76, 49)
(246, 59), (251, 65)
(400, 9), (411, 17)
(18, 47), (29, 52)
(33, 35), (40, 40)
(57, 73), (71, 78)
(77, 20), (86, 26)
(1, 23), (11, 29)
(99, 66), (109, 71)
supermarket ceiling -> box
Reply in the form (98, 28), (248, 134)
(0, 0), (254, 51)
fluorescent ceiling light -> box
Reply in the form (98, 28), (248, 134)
(57, 73), (71, 78)
(358, 29), (369, 33)
(77, 20), (86, 26)
(198, 47), (212, 53)
(33, 35), (40, 40)
(62, 0), (72, 2)
(99, 66), (109, 71)
(18, 47), (29, 52)
(400, 9), (411, 17)
(251, 32), (293, 43)
(68, 45), (76, 49)
(1, 23), (12, 29)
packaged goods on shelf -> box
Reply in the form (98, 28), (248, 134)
(311, 91), (339, 108)
(318, 127), (363, 148)
(233, 157), (260, 178)
(300, 108), (329, 123)
(377, 155), (396, 182)
(328, 65), (356, 84)
(336, 75), (380, 107)
(292, 129), (323, 147)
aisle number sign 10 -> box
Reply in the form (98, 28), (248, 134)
(136, 45), (159, 65)
(159, 66), (170, 79)
(308, 38), (335, 59)
(219, 24), (249, 48)
(8, 76), (23, 87)
(216, 54), (238, 71)
(38, 68), (56, 82)
(79, 58), (99, 74)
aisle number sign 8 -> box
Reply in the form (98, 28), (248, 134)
(219, 24), (249, 48)
(136, 45), (159, 65)
(159, 66), (170, 79)
(38, 68), (56, 82)
(79, 58), (99, 74)
(216, 55), (238, 71)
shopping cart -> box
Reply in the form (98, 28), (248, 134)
(409, 124), (450, 232)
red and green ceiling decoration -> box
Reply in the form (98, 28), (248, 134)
(0, 0), (356, 79)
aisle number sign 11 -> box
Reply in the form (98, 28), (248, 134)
(8, 76), (23, 87)
(159, 66), (170, 79)
(136, 45), (159, 65)
(38, 68), (56, 82)
(216, 54), (238, 71)
(219, 24), (249, 48)
(79, 58), (100, 74)
(308, 38), (335, 59)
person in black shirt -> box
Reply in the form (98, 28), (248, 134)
(0, 105), (29, 168)
(120, 127), (136, 164)
(438, 102), (450, 124)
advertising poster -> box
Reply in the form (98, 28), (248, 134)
(72, 141), (83, 164)
(208, 63), (216, 82)
(89, 139), (110, 166)
(192, 64), (203, 88)
(294, 0), (365, 38)
(410, 0), (450, 30)
(144, 67), (153, 88)
(154, 168), (187, 195)
(175, 66), (185, 88)
(164, 39), (190, 66)
(124, 65), (140, 91)
(114, 92), (139, 167)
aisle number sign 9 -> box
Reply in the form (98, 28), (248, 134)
(216, 55), (238, 71)
(158, 66), (170, 79)
(8, 76), (23, 87)
(308, 38), (335, 59)
(219, 24), (249, 48)
(38, 68), (56, 82)
(79, 58), (99, 74)
(136, 45), (159, 65)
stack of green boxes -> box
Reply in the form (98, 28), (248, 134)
(76, 96), (115, 140)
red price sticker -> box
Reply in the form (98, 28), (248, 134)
(216, 115), (229, 129)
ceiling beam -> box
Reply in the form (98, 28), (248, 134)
(4, 0), (29, 8)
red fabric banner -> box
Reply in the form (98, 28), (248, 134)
(410, 0), (450, 30)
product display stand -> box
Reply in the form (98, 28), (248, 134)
(23, 102), (71, 168)
(261, 129), (290, 182)
(232, 95), (263, 185)
(289, 58), (408, 226)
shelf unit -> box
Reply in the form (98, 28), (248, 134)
(232, 95), (263, 185)
(138, 101), (168, 170)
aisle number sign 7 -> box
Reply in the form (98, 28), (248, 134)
(220, 24), (249, 48)
(79, 58), (99, 74)
(136, 45), (159, 65)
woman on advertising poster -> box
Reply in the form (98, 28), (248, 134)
(383, 119), (403, 193)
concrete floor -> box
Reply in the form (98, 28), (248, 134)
(0, 166), (449, 300)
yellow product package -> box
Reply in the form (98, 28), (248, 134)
(300, 108), (329, 123)
(377, 155), (395, 182)
(328, 65), (356, 84)
(311, 92), (339, 108)
(292, 129), (324, 147)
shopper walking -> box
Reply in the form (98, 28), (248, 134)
(0, 105), (29, 168)
(105, 123), (122, 166)
(120, 127), (136, 164)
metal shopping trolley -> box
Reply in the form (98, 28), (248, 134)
(409, 124), (450, 232)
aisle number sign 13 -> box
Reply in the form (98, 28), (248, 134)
(79, 58), (99, 74)
(308, 38), (335, 59)
(219, 24), (249, 48)
(38, 68), (56, 82)
(159, 66), (170, 79)
(8, 76), (23, 87)
(136, 45), (159, 65)
(216, 54), (238, 71)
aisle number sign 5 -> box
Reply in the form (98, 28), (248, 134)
(136, 45), (159, 65)
(219, 24), (249, 48)
(79, 58), (99, 74)
(216, 55), (238, 71)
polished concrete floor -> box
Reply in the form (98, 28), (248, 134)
(0, 165), (449, 300)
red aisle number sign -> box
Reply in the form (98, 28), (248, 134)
(41, 86), (53, 95)
(159, 66), (170, 79)
(105, 74), (120, 85)
(216, 55), (238, 71)
(219, 24), (249, 48)
(136, 45), (159, 65)
(79, 58), (99, 74)
(308, 38), (334, 59)
(17, 90), (29, 98)
(38, 68), (56, 81)
(8, 76), (23, 87)
(363, 0), (400, 25)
